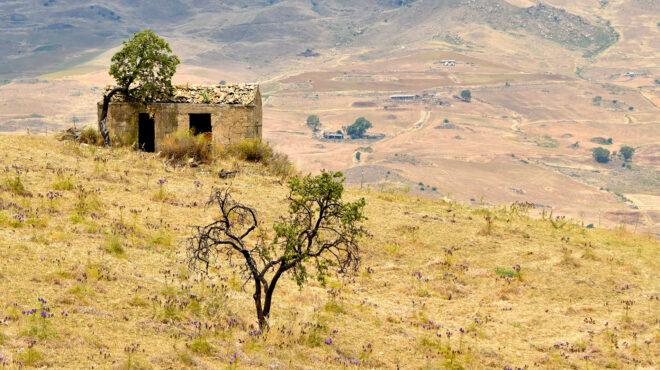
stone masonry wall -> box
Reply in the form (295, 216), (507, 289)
(97, 90), (262, 150)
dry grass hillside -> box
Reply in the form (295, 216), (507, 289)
(0, 135), (658, 368)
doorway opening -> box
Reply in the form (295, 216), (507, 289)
(189, 114), (212, 138)
(138, 113), (155, 152)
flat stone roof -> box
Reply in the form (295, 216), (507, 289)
(105, 83), (259, 105)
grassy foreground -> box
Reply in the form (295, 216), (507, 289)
(0, 135), (657, 369)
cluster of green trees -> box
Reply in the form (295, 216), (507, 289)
(306, 115), (374, 139)
(345, 117), (372, 139)
(592, 145), (635, 164)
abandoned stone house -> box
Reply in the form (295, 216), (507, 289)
(98, 84), (262, 152)
(323, 131), (344, 140)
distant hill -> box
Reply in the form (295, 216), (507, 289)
(0, 0), (618, 79)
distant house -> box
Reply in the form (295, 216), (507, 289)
(98, 84), (262, 152)
(323, 131), (344, 140)
(298, 48), (320, 57)
(389, 94), (419, 101)
(363, 133), (386, 140)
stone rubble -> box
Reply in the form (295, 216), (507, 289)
(105, 84), (258, 105)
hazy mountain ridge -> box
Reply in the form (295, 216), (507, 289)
(0, 0), (621, 79)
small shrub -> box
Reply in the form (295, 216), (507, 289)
(178, 351), (196, 366)
(384, 243), (400, 254)
(305, 328), (324, 347)
(69, 213), (85, 224)
(17, 347), (44, 366)
(266, 152), (295, 178)
(495, 267), (520, 279)
(52, 174), (75, 191)
(324, 300), (347, 314)
(150, 230), (173, 248)
(22, 316), (58, 340)
(226, 138), (273, 162)
(619, 145), (634, 161)
(190, 337), (214, 355)
(590, 137), (612, 145)
(154, 304), (185, 323)
(593, 147), (611, 163)
(73, 186), (101, 215)
(153, 178), (172, 201)
(479, 215), (495, 235)
(224, 139), (294, 177)
(78, 127), (104, 145)
(104, 235), (125, 256)
(306, 115), (321, 131)
(200, 90), (212, 104)
(68, 283), (96, 298)
(4, 175), (28, 195)
(461, 89), (471, 102)
(160, 130), (216, 164)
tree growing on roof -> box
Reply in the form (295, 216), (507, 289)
(98, 30), (180, 146)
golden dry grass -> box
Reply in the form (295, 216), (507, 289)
(0, 135), (658, 369)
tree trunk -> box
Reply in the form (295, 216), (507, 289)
(98, 87), (125, 147)
(261, 265), (286, 321)
(253, 278), (268, 330)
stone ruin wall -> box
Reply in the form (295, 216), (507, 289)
(97, 90), (262, 150)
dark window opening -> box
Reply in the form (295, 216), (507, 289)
(189, 114), (212, 138)
(138, 113), (155, 152)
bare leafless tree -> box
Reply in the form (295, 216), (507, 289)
(187, 172), (367, 329)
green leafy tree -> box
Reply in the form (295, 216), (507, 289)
(345, 117), (372, 139)
(187, 172), (367, 329)
(619, 145), (634, 161)
(98, 30), (180, 146)
(461, 89), (472, 102)
(306, 115), (321, 131)
(593, 147), (611, 163)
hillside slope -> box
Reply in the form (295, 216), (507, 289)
(0, 0), (619, 79)
(0, 136), (657, 368)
